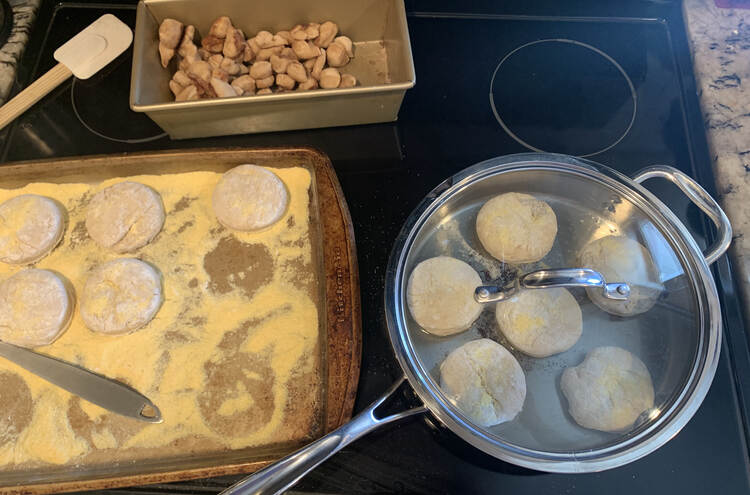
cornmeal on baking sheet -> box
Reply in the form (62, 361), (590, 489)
(0, 167), (323, 469)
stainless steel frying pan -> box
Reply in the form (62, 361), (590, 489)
(222, 152), (730, 494)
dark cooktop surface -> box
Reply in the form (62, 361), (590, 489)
(3, 1), (750, 493)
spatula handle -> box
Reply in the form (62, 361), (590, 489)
(0, 63), (72, 130)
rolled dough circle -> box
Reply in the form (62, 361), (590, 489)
(0, 269), (73, 347)
(0, 194), (64, 264)
(406, 256), (483, 336)
(495, 287), (582, 357)
(440, 338), (526, 427)
(561, 346), (655, 432)
(212, 165), (289, 231)
(578, 235), (662, 316)
(475, 192), (557, 263)
(86, 181), (165, 253)
(80, 258), (163, 335)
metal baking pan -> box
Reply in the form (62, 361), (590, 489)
(0, 147), (361, 494)
(129, 0), (416, 139)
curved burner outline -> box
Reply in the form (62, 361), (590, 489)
(488, 38), (638, 158)
(70, 51), (167, 144)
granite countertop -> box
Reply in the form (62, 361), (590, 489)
(0, 0), (40, 104)
(683, 0), (750, 319)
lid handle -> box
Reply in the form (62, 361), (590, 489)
(632, 165), (731, 265)
(475, 268), (630, 303)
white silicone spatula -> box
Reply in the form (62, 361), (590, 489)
(0, 14), (132, 130)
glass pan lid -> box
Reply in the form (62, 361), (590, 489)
(394, 156), (712, 465)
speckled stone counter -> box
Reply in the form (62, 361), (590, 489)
(0, 0), (41, 104)
(684, 0), (750, 318)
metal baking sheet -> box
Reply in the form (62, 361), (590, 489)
(0, 147), (361, 494)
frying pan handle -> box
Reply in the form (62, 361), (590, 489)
(220, 377), (426, 495)
(632, 165), (732, 265)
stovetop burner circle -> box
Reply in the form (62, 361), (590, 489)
(489, 38), (637, 158)
(71, 50), (166, 144)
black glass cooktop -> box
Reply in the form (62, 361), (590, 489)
(3, 1), (750, 494)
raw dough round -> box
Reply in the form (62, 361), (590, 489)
(476, 192), (558, 264)
(0, 194), (64, 264)
(561, 346), (655, 432)
(440, 338), (526, 427)
(86, 181), (165, 253)
(212, 164), (289, 231)
(495, 287), (582, 357)
(80, 258), (163, 335)
(406, 256), (483, 336)
(578, 235), (662, 316)
(0, 269), (73, 347)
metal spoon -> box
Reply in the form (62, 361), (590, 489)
(0, 341), (162, 423)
